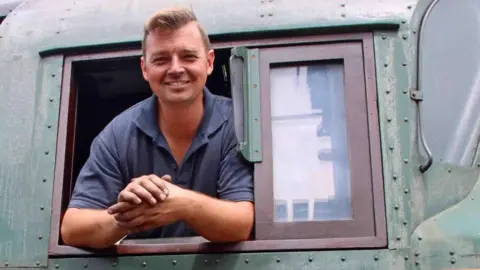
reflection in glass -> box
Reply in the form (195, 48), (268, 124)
(271, 63), (352, 222)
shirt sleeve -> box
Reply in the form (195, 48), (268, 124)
(68, 124), (125, 210)
(217, 116), (254, 202)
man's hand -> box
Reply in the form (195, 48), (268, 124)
(108, 178), (187, 233)
(116, 174), (172, 207)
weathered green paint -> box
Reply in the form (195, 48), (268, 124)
(230, 47), (262, 163)
(0, 55), (63, 267)
(48, 249), (409, 270)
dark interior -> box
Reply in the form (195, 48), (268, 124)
(71, 48), (232, 189)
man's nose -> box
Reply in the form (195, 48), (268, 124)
(168, 56), (185, 74)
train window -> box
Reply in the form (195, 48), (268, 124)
(50, 33), (385, 256)
(241, 37), (386, 247)
(421, 0), (480, 167)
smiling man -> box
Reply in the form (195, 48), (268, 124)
(60, 7), (254, 249)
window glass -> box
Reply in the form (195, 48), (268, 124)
(422, 0), (480, 166)
(270, 63), (352, 222)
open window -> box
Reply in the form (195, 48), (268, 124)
(50, 33), (385, 256)
(231, 34), (386, 248)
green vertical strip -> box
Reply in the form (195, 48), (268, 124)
(0, 55), (63, 267)
(246, 49), (262, 162)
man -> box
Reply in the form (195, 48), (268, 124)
(60, 7), (254, 249)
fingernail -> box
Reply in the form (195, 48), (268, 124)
(160, 194), (166, 201)
(136, 199), (141, 204)
(164, 189), (169, 195)
(151, 198), (157, 204)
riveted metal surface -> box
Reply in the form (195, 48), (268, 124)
(49, 250), (408, 270)
(0, 55), (63, 267)
(373, 28), (414, 250)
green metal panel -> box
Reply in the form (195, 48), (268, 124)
(48, 249), (409, 270)
(231, 47), (262, 162)
(0, 55), (63, 267)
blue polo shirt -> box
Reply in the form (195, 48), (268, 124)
(68, 88), (254, 239)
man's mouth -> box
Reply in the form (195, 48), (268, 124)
(165, 80), (190, 86)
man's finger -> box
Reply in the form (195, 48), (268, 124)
(118, 191), (142, 205)
(114, 203), (150, 222)
(108, 201), (135, 215)
(129, 184), (157, 205)
(140, 176), (167, 202)
(116, 215), (146, 230)
(149, 175), (170, 197)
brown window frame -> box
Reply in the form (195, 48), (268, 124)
(255, 40), (386, 245)
(49, 32), (385, 257)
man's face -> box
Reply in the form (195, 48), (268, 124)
(141, 22), (214, 105)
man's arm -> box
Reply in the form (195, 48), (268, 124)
(61, 208), (128, 249)
(181, 189), (254, 242)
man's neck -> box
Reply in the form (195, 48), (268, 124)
(157, 95), (205, 141)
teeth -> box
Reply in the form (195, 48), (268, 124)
(169, 81), (187, 86)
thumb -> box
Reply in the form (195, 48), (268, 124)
(161, 174), (172, 183)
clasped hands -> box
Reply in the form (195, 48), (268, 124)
(107, 174), (181, 234)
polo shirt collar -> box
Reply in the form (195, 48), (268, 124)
(134, 88), (227, 149)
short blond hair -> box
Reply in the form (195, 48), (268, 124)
(142, 7), (211, 56)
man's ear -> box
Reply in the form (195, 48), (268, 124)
(140, 56), (149, 81)
(206, 49), (215, 76)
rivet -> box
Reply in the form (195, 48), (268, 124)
(5, 262), (8, 267)
(404, 117), (408, 122)
(405, 256), (409, 261)
(402, 20), (406, 24)
(52, 74), (56, 77)
(260, 14), (264, 17)
(142, 262), (146, 267)
(56, 31), (60, 34)
(404, 159), (409, 164)
(386, 90), (390, 94)
(341, 13), (346, 17)
(309, 257), (313, 262)
(254, 118), (258, 122)
(387, 117), (392, 122)
(49, 98), (54, 102)
(204, 260), (208, 264)
(404, 188), (409, 194)
(402, 35), (407, 40)
(384, 63), (388, 67)
(43, 178), (47, 182)
(450, 251), (455, 256)
(268, 13), (273, 16)
(476, 163), (480, 167)
(56, 264), (59, 269)
(36, 261), (40, 266)
(245, 259), (249, 264)
(415, 252), (420, 257)
(277, 258), (281, 263)
(40, 206), (44, 210)
(112, 262), (117, 267)
(84, 263), (88, 268)
(341, 257), (346, 262)
(215, 260), (219, 264)
(255, 150), (259, 154)
(382, 35), (386, 40)
(413, 30), (417, 34)
(48, 124), (52, 128)
(393, 174), (398, 180)
(403, 89), (408, 94)
(38, 235), (43, 240)
(448, 168), (451, 173)
(397, 236), (401, 241)
(394, 205), (399, 210)
(418, 236), (422, 241)
(450, 258), (456, 264)
(402, 63), (407, 67)
(173, 260), (177, 265)
(253, 84), (257, 88)
(45, 151), (49, 155)
(374, 256), (379, 261)
(341, 3), (345, 7)
(403, 220), (408, 225)
(408, 5), (412, 9)
(390, 146), (394, 150)
(415, 261), (420, 265)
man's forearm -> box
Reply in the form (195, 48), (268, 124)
(179, 190), (254, 242)
(61, 208), (128, 249)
